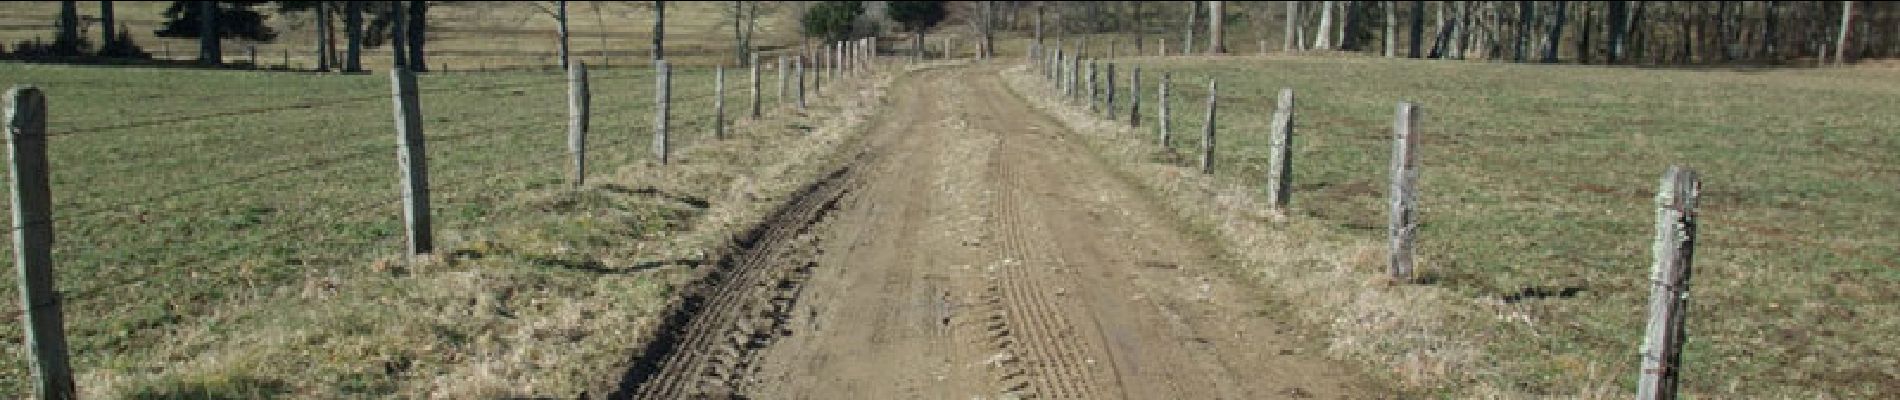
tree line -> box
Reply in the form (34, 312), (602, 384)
(1019, 1), (1892, 65)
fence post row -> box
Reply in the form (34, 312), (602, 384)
(1388, 102), (1420, 281)
(390, 69), (433, 256)
(567, 63), (590, 186)
(1199, 78), (1217, 174)
(653, 59), (672, 165)
(1267, 88), (1295, 212)
(796, 57), (807, 110)
(1638, 165), (1701, 400)
(8, 85), (76, 400)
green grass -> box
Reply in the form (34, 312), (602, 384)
(1064, 54), (1900, 397)
(0, 60), (804, 396)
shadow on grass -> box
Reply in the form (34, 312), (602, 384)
(123, 375), (290, 400)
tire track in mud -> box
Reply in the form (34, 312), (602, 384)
(607, 152), (869, 399)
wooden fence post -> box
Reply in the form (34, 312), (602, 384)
(1069, 52), (1081, 101)
(1388, 102), (1420, 280)
(1129, 67), (1141, 127)
(714, 65), (726, 140)
(390, 69), (433, 256)
(1159, 37), (1167, 57)
(1199, 78), (1217, 174)
(1267, 88), (1295, 212)
(1086, 59), (1098, 112)
(653, 60), (672, 165)
(1638, 165), (1700, 400)
(8, 86), (75, 400)
(1105, 63), (1117, 119)
(247, 45), (257, 66)
(750, 52), (761, 119)
(568, 63), (589, 186)
(796, 57), (807, 110)
(776, 56), (788, 106)
(1158, 72), (1171, 147)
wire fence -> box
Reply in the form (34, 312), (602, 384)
(0, 49), (869, 395)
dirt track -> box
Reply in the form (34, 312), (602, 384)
(609, 65), (1377, 399)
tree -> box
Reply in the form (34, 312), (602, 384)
(1284, 1), (1298, 51)
(56, 1), (82, 55)
(1408, 0), (1423, 58)
(1314, 0), (1334, 49)
(1208, 0), (1225, 53)
(526, 1), (571, 70)
(1185, 0), (1198, 54)
(100, 1), (116, 52)
(1835, 0), (1853, 65)
(801, 1), (863, 43)
(886, 1), (945, 61)
(1544, 0), (1566, 63)
(407, 0), (425, 71)
(653, 0), (665, 61)
(344, 1), (362, 71)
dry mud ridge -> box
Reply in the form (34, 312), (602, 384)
(606, 66), (1380, 399)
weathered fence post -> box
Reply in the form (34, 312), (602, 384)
(776, 56), (788, 107)
(1266, 88), (1295, 212)
(1388, 102), (1420, 280)
(390, 69), (433, 256)
(714, 65), (727, 140)
(1158, 72), (1171, 147)
(1159, 37), (1167, 57)
(750, 52), (761, 119)
(8, 86), (75, 400)
(1129, 67), (1141, 127)
(1199, 78), (1217, 174)
(1638, 165), (1700, 400)
(567, 63), (590, 186)
(247, 45), (257, 66)
(1069, 52), (1081, 101)
(1105, 63), (1117, 119)
(796, 57), (807, 110)
(653, 60), (672, 165)
(1086, 59), (1098, 112)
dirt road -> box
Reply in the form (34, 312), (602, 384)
(609, 65), (1378, 399)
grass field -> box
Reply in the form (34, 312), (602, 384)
(0, 54), (864, 396)
(1035, 52), (1900, 397)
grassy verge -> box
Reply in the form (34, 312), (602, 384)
(1004, 54), (1898, 398)
(0, 58), (901, 396)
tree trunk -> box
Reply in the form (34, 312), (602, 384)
(57, 0), (79, 55)
(1314, 0), (1334, 49)
(556, 1), (570, 69)
(345, 1), (363, 71)
(1607, 0), (1626, 63)
(408, 0), (426, 71)
(733, 1), (746, 66)
(653, 1), (666, 61)
(1385, 1), (1398, 57)
(391, 0), (407, 69)
(1836, 0), (1853, 65)
(1409, 0), (1425, 57)
(1544, 0), (1565, 62)
(1209, 1), (1225, 53)
(983, 1), (995, 58)
(1285, 1), (1299, 51)
(1185, 1), (1198, 54)
(1341, 0), (1364, 50)
(99, 1), (115, 52)
(1577, 2), (1593, 63)
(1760, 1), (1777, 59)
(1628, 0), (1646, 63)
(1514, 0), (1531, 62)
(317, 1), (332, 71)
(1134, 1), (1144, 52)
(199, 0), (220, 65)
